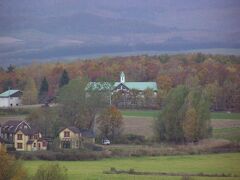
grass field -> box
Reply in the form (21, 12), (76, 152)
(213, 127), (240, 142)
(24, 153), (240, 180)
(121, 110), (240, 120)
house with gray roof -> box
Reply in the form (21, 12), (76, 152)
(0, 89), (22, 107)
(59, 127), (95, 149)
(1, 120), (47, 151)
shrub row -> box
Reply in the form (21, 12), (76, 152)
(0, 108), (30, 116)
(13, 150), (111, 161)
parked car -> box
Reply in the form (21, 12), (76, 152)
(102, 139), (110, 145)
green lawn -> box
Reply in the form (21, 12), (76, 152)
(121, 110), (240, 120)
(24, 153), (240, 180)
(213, 127), (240, 142)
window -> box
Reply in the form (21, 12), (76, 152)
(17, 143), (23, 149)
(64, 131), (70, 137)
(62, 141), (71, 149)
(34, 134), (39, 139)
(17, 134), (23, 140)
(33, 143), (36, 147)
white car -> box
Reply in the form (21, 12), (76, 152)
(102, 139), (110, 145)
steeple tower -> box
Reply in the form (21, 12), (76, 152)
(120, 72), (125, 83)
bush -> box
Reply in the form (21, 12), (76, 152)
(115, 134), (147, 144)
(32, 163), (67, 180)
(0, 108), (30, 116)
(13, 150), (111, 161)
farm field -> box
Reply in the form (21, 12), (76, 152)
(123, 116), (240, 141)
(24, 153), (240, 180)
(1, 110), (240, 142)
(121, 110), (240, 120)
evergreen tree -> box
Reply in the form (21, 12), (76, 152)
(59, 69), (70, 88)
(6, 64), (15, 73)
(39, 77), (49, 102)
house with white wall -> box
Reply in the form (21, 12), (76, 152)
(0, 90), (22, 107)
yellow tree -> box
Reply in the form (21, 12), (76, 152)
(0, 148), (28, 180)
(183, 107), (198, 142)
(22, 77), (38, 105)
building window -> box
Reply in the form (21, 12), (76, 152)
(62, 141), (71, 149)
(34, 134), (39, 139)
(33, 143), (36, 147)
(64, 131), (70, 137)
(17, 134), (23, 140)
(17, 143), (23, 149)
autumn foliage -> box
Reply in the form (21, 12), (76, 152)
(0, 53), (239, 111)
(0, 148), (28, 180)
(97, 106), (123, 141)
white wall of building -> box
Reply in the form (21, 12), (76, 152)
(0, 97), (21, 107)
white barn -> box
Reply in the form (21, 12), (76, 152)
(0, 90), (22, 107)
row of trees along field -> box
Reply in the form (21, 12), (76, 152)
(0, 53), (239, 111)
(155, 77), (212, 143)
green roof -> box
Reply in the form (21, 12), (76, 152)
(0, 90), (20, 97)
(114, 82), (157, 91)
(87, 82), (157, 91)
(86, 82), (114, 91)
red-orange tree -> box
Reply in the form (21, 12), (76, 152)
(97, 106), (123, 141)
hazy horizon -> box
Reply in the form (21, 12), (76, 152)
(0, 0), (239, 66)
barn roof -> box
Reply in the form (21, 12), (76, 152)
(87, 72), (157, 92)
(114, 82), (157, 91)
(0, 90), (21, 97)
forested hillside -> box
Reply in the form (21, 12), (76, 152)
(0, 53), (239, 111)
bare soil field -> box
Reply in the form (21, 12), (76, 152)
(123, 116), (240, 137)
(212, 119), (240, 129)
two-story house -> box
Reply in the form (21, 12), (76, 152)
(59, 126), (95, 149)
(1, 120), (47, 151)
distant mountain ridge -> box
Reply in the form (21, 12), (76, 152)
(0, 0), (239, 66)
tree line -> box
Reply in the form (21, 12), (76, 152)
(0, 53), (239, 111)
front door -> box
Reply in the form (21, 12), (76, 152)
(62, 141), (71, 149)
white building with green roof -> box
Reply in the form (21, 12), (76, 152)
(87, 72), (157, 92)
(113, 72), (158, 92)
(87, 72), (158, 108)
(0, 90), (22, 107)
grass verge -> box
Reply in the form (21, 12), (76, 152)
(23, 153), (240, 180)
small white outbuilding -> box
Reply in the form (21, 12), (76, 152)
(0, 90), (22, 107)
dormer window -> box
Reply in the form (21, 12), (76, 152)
(17, 134), (23, 140)
(64, 131), (70, 137)
(24, 125), (27, 129)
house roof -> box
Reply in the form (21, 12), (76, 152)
(3, 120), (22, 127)
(80, 129), (95, 138)
(0, 90), (21, 97)
(86, 81), (157, 91)
(59, 126), (81, 134)
(86, 82), (114, 91)
(2, 120), (31, 134)
(16, 128), (39, 136)
(114, 82), (157, 91)
(26, 140), (34, 145)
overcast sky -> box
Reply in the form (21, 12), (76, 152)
(0, 0), (239, 66)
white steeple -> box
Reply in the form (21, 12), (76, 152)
(120, 72), (125, 83)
